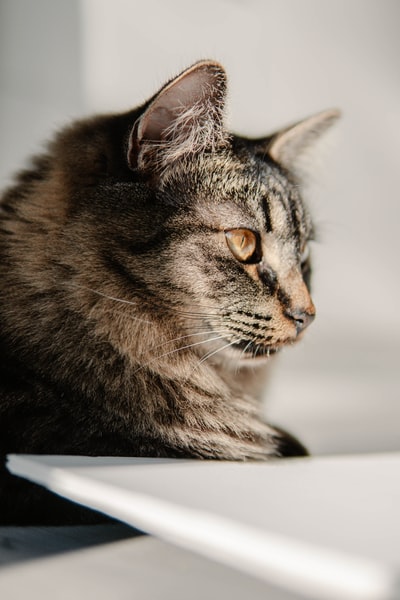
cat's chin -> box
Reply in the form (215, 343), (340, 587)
(228, 341), (282, 365)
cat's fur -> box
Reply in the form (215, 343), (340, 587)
(0, 61), (339, 524)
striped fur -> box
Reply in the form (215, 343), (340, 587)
(0, 61), (338, 523)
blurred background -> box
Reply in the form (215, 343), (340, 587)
(0, 0), (399, 455)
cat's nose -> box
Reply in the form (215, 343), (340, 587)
(285, 309), (315, 334)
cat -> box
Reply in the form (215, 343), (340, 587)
(0, 60), (339, 524)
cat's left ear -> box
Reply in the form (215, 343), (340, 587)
(255, 109), (341, 176)
(127, 60), (228, 176)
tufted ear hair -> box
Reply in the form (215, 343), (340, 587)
(127, 60), (228, 176)
(253, 108), (341, 177)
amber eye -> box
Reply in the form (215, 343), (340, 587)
(225, 229), (259, 263)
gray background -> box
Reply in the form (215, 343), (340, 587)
(0, 0), (399, 455)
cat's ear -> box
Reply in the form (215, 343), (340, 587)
(256, 109), (341, 176)
(127, 60), (228, 176)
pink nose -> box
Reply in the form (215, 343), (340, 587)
(285, 309), (315, 334)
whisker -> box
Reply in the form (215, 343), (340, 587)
(91, 305), (153, 327)
(68, 282), (224, 320)
(169, 310), (223, 319)
(134, 334), (228, 374)
(195, 339), (238, 368)
(154, 335), (228, 361)
(238, 339), (254, 364)
(166, 304), (227, 318)
(153, 329), (226, 350)
(68, 281), (145, 309)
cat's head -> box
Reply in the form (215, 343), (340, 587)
(54, 61), (339, 368)
(113, 60), (338, 366)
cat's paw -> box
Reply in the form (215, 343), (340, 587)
(220, 421), (309, 460)
(184, 424), (309, 461)
(237, 428), (309, 460)
(163, 411), (309, 461)
(230, 417), (309, 460)
(269, 425), (309, 458)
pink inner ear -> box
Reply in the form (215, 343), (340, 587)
(128, 60), (227, 172)
(142, 107), (172, 141)
(138, 67), (221, 143)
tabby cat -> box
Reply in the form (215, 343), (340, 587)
(0, 61), (339, 523)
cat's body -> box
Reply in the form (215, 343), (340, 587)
(0, 61), (339, 523)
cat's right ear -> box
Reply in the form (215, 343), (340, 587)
(127, 60), (228, 177)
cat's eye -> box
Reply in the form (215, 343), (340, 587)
(225, 229), (260, 263)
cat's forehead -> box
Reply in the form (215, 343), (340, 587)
(163, 149), (309, 240)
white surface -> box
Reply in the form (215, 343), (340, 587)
(0, 530), (297, 600)
(8, 453), (400, 600)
